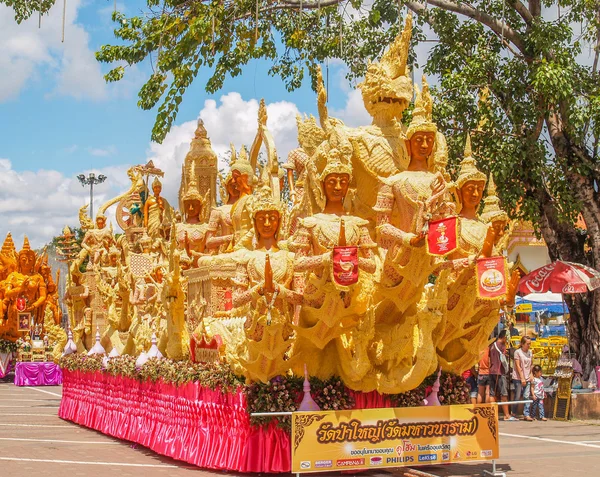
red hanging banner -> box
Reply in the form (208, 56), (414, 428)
(332, 246), (359, 286)
(477, 256), (508, 299)
(427, 216), (458, 256)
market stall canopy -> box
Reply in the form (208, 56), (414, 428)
(516, 292), (565, 314)
(518, 261), (600, 295)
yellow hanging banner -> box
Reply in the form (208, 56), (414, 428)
(291, 404), (499, 473)
(516, 303), (533, 313)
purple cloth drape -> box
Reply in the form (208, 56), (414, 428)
(14, 362), (62, 386)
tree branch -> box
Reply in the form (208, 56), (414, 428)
(407, 0), (527, 55)
(508, 0), (533, 25)
(528, 0), (541, 18)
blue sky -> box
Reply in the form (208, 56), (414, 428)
(0, 0), (368, 246)
(0, 0), (344, 174)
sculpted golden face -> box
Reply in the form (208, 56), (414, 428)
(407, 132), (435, 164)
(96, 216), (106, 229)
(492, 220), (507, 244)
(254, 210), (280, 240)
(152, 184), (162, 196)
(323, 173), (350, 204)
(226, 177), (240, 201)
(19, 253), (34, 274)
(232, 169), (252, 195)
(460, 180), (485, 211)
(185, 199), (202, 219)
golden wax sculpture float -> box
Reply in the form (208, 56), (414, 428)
(0, 14), (520, 393)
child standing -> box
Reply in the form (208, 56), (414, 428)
(531, 365), (547, 421)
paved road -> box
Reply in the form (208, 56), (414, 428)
(1, 380), (599, 476)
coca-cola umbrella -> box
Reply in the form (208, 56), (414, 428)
(518, 261), (600, 295)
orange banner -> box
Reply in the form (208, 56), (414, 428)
(477, 256), (508, 299)
(291, 404), (499, 473)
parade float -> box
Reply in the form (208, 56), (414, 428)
(0, 15), (519, 472)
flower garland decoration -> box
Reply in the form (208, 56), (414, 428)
(0, 339), (18, 354)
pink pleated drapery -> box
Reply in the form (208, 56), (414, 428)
(59, 371), (398, 472)
(14, 362), (62, 386)
(59, 370), (291, 473)
(0, 352), (12, 379)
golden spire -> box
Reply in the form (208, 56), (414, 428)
(22, 236), (31, 252)
(1, 232), (16, 257)
(182, 161), (203, 203)
(406, 76), (437, 139)
(380, 13), (412, 79)
(456, 134), (486, 189)
(480, 174), (508, 224)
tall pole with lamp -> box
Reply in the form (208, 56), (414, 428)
(77, 173), (107, 220)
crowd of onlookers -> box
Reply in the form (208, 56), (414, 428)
(463, 329), (547, 421)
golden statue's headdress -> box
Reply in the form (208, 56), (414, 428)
(319, 148), (353, 182)
(250, 167), (284, 219)
(456, 134), (487, 189)
(296, 113), (326, 156)
(480, 174), (509, 223)
(152, 176), (162, 189)
(108, 246), (120, 258)
(406, 76), (437, 140)
(19, 235), (35, 260)
(139, 231), (152, 248)
(230, 146), (255, 179)
(182, 161), (204, 204)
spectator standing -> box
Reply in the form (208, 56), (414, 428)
(509, 322), (520, 337)
(489, 330), (517, 421)
(531, 365), (547, 421)
(512, 336), (533, 419)
(463, 365), (478, 404)
(477, 346), (490, 403)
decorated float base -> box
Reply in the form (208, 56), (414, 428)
(59, 369), (463, 473)
(14, 362), (62, 386)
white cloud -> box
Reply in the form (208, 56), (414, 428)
(145, 92), (301, 208)
(88, 146), (117, 157)
(0, 1), (131, 102)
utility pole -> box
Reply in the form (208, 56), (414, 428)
(77, 172), (107, 219)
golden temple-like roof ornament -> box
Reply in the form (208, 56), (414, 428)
(1, 232), (16, 258)
(456, 134), (487, 189)
(406, 76), (437, 140)
(480, 174), (509, 224)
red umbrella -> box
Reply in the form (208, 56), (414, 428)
(518, 261), (600, 295)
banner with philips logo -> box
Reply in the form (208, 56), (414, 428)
(291, 404), (499, 473)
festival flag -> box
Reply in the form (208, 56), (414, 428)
(477, 256), (508, 299)
(332, 246), (359, 286)
(427, 216), (458, 256)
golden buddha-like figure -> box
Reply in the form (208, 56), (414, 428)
(64, 270), (91, 351)
(144, 177), (173, 240)
(375, 78), (448, 311)
(228, 147), (257, 248)
(225, 187), (300, 383)
(176, 162), (210, 261)
(1, 237), (47, 340)
(0, 233), (18, 321)
(479, 174), (511, 254)
(291, 149), (376, 383)
(78, 214), (115, 271)
(205, 146), (242, 254)
(284, 114), (327, 235)
(435, 136), (500, 372)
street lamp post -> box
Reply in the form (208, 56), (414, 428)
(77, 172), (107, 220)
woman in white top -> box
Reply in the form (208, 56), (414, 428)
(512, 335), (533, 420)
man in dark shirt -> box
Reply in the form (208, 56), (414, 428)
(489, 330), (518, 421)
(509, 322), (520, 337)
